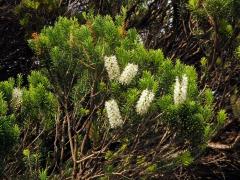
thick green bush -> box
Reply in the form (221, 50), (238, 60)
(26, 14), (227, 178)
(0, 85), (20, 173)
(0, 72), (57, 177)
(1, 14), (226, 178)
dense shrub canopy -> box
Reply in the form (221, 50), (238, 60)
(21, 15), (226, 178)
(2, 0), (239, 178)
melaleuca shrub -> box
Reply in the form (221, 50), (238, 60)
(0, 91), (19, 153)
(21, 71), (58, 129)
(28, 15), (226, 177)
(0, 71), (58, 177)
(0, 87), (20, 173)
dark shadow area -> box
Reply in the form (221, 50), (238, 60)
(0, 1), (33, 81)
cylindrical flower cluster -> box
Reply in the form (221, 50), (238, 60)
(174, 74), (188, 104)
(174, 76), (181, 104)
(105, 99), (123, 128)
(11, 87), (23, 110)
(180, 74), (188, 103)
(119, 63), (138, 85)
(136, 89), (155, 115)
(104, 55), (120, 81)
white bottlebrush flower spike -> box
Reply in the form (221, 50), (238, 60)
(104, 55), (120, 80)
(119, 63), (138, 85)
(136, 89), (155, 115)
(105, 99), (123, 128)
(180, 74), (188, 103)
(174, 76), (181, 105)
(174, 74), (188, 104)
(11, 87), (23, 110)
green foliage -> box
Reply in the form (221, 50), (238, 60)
(0, 92), (8, 115)
(0, 90), (20, 169)
(188, 0), (240, 71)
(137, 156), (146, 166)
(39, 168), (48, 180)
(0, 71), (58, 174)
(22, 148), (41, 178)
(28, 14), (223, 176)
(15, 0), (66, 36)
(200, 57), (208, 67)
(219, 19), (233, 37)
(31, 15), (215, 137)
(23, 148), (30, 157)
(28, 71), (50, 88)
(0, 72), (56, 175)
(217, 109), (227, 126)
(205, 0), (233, 19)
(22, 72), (58, 129)
(21, 0), (40, 9)
(0, 78), (15, 101)
(146, 163), (157, 173)
(203, 88), (214, 106)
(0, 115), (19, 156)
(189, 0), (234, 20)
(164, 101), (207, 145)
(139, 71), (159, 93)
(188, 0), (199, 9)
(236, 46), (240, 59)
(176, 151), (194, 166)
(103, 164), (114, 174)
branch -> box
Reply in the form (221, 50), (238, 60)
(208, 134), (240, 150)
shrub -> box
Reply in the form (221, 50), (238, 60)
(0, 90), (20, 173)
(0, 71), (57, 177)
(27, 15), (227, 178)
